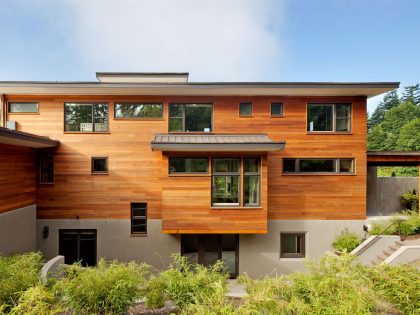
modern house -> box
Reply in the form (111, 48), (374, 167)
(0, 72), (414, 277)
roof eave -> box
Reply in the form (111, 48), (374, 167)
(151, 142), (285, 152)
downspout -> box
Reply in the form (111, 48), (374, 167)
(0, 94), (6, 127)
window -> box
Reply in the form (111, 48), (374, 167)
(212, 157), (261, 207)
(283, 158), (355, 174)
(169, 157), (208, 174)
(239, 103), (252, 116)
(271, 103), (284, 116)
(169, 103), (212, 132)
(307, 104), (351, 132)
(131, 203), (147, 234)
(8, 102), (38, 113)
(91, 157), (108, 174)
(114, 103), (163, 118)
(59, 230), (97, 266)
(39, 155), (54, 184)
(64, 103), (108, 132)
(280, 233), (305, 258)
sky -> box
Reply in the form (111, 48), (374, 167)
(0, 0), (419, 113)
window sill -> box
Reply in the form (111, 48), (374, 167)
(279, 257), (305, 261)
(114, 117), (164, 121)
(64, 132), (110, 134)
(282, 173), (356, 176)
(39, 182), (54, 185)
(306, 132), (353, 135)
(239, 115), (253, 118)
(8, 112), (40, 115)
(130, 233), (148, 237)
(210, 206), (262, 210)
(169, 173), (210, 177)
(167, 131), (214, 134)
(271, 115), (285, 118)
(91, 172), (109, 175)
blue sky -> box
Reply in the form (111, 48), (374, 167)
(0, 0), (419, 112)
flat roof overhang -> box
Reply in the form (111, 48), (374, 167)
(0, 127), (59, 148)
(367, 151), (420, 166)
(151, 134), (285, 152)
(0, 82), (399, 98)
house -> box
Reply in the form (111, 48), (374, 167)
(0, 72), (413, 277)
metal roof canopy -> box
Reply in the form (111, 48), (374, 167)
(0, 127), (59, 148)
(367, 151), (420, 166)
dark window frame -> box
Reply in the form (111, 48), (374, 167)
(59, 229), (97, 266)
(168, 157), (209, 174)
(131, 202), (147, 235)
(8, 102), (39, 113)
(64, 102), (109, 133)
(39, 155), (54, 184)
(271, 103), (284, 117)
(239, 102), (253, 117)
(114, 102), (164, 119)
(91, 157), (109, 174)
(282, 158), (355, 174)
(280, 232), (306, 258)
(168, 103), (213, 132)
(307, 103), (352, 133)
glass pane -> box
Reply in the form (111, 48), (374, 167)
(335, 104), (351, 118)
(283, 159), (296, 173)
(282, 234), (301, 254)
(202, 235), (220, 266)
(307, 104), (333, 131)
(94, 104), (108, 131)
(271, 103), (283, 116)
(299, 159), (336, 173)
(65, 103), (93, 132)
(8, 102), (38, 113)
(244, 158), (260, 173)
(340, 159), (354, 173)
(92, 158), (107, 173)
(169, 104), (184, 117)
(59, 232), (78, 265)
(79, 233), (96, 267)
(115, 103), (163, 118)
(244, 176), (260, 206)
(185, 104), (212, 132)
(169, 158), (208, 173)
(336, 118), (351, 132)
(40, 156), (54, 183)
(169, 118), (183, 132)
(212, 175), (239, 205)
(212, 158), (240, 173)
(239, 103), (252, 116)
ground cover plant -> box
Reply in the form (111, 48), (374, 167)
(332, 228), (362, 253)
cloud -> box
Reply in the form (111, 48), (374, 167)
(59, 0), (283, 81)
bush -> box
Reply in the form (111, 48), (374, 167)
(332, 229), (362, 253)
(368, 221), (396, 236)
(401, 190), (419, 211)
(54, 259), (150, 315)
(0, 252), (43, 310)
(391, 210), (420, 235)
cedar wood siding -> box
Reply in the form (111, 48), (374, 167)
(5, 95), (367, 232)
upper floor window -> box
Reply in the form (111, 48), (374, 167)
(307, 104), (351, 132)
(283, 158), (355, 174)
(169, 157), (208, 174)
(39, 155), (54, 184)
(8, 102), (38, 113)
(114, 103), (163, 119)
(64, 103), (108, 132)
(169, 103), (212, 132)
(271, 103), (284, 117)
(91, 157), (108, 174)
(239, 103), (252, 116)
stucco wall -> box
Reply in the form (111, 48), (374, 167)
(0, 204), (36, 255)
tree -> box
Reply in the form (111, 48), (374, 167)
(367, 90), (400, 129)
(367, 125), (388, 150)
(396, 118), (420, 151)
(402, 84), (420, 105)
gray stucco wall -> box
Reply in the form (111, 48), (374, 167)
(36, 219), (180, 270)
(0, 204), (36, 255)
(367, 166), (418, 216)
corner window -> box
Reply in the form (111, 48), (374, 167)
(307, 104), (351, 132)
(64, 103), (109, 132)
(131, 203), (147, 235)
(283, 158), (355, 174)
(8, 102), (38, 113)
(169, 157), (208, 174)
(271, 103), (284, 116)
(280, 233), (305, 258)
(239, 103), (252, 116)
(91, 157), (108, 174)
(114, 103), (163, 118)
(169, 103), (212, 132)
(39, 155), (54, 184)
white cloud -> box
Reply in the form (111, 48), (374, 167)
(60, 0), (283, 81)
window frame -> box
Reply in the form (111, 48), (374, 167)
(307, 103), (352, 133)
(64, 102), (109, 133)
(91, 157), (109, 175)
(59, 229), (97, 266)
(168, 103), (213, 132)
(131, 202), (147, 235)
(39, 155), (54, 184)
(168, 157), (209, 174)
(280, 232), (306, 258)
(282, 158), (355, 175)
(8, 102), (39, 114)
(239, 102), (253, 117)
(270, 103), (284, 117)
(114, 102), (164, 119)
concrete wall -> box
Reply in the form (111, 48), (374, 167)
(352, 235), (400, 265)
(37, 219), (180, 270)
(239, 220), (365, 277)
(367, 166), (418, 216)
(0, 205), (36, 255)
(385, 246), (420, 265)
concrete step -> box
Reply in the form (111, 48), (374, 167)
(377, 254), (387, 261)
(388, 244), (401, 251)
(371, 259), (383, 265)
(383, 249), (394, 256)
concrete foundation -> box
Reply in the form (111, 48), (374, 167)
(0, 205), (37, 255)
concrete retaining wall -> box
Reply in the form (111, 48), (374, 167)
(351, 235), (400, 265)
(385, 246), (420, 265)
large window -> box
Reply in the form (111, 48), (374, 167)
(39, 155), (54, 184)
(64, 103), (109, 132)
(8, 102), (38, 113)
(131, 203), (147, 235)
(114, 103), (163, 118)
(283, 158), (355, 174)
(212, 157), (261, 207)
(59, 230), (97, 266)
(307, 104), (351, 132)
(169, 103), (212, 132)
(169, 157), (208, 174)
(280, 233), (305, 258)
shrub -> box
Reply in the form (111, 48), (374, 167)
(332, 229), (362, 253)
(54, 259), (150, 315)
(144, 275), (167, 309)
(391, 210), (420, 235)
(0, 252), (43, 310)
(401, 190), (419, 211)
(368, 221), (396, 236)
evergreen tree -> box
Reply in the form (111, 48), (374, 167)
(367, 90), (400, 129)
(402, 84), (420, 105)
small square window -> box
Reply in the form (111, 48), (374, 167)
(239, 103), (252, 116)
(271, 103), (284, 116)
(280, 233), (305, 258)
(91, 157), (108, 174)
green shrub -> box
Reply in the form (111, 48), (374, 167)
(332, 229), (362, 253)
(401, 190), (419, 211)
(144, 275), (167, 309)
(391, 210), (420, 235)
(0, 252), (43, 310)
(54, 259), (150, 315)
(368, 221), (396, 236)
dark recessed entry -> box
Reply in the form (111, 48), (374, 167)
(59, 229), (97, 266)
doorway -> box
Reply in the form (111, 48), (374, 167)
(59, 230), (97, 266)
(181, 234), (238, 278)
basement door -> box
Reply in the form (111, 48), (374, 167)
(59, 230), (97, 266)
(181, 234), (239, 278)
